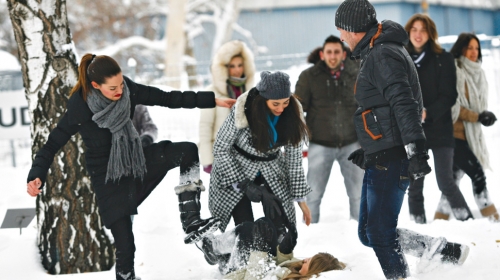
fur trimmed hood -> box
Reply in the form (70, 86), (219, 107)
(234, 91), (250, 129)
(211, 40), (256, 96)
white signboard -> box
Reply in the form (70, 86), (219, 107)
(0, 90), (31, 140)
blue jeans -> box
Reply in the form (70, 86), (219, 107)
(358, 159), (410, 279)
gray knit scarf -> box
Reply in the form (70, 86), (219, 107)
(87, 82), (147, 182)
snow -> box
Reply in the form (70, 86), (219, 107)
(0, 50), (21, 71)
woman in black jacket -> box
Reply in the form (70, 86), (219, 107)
(26, 54), (235, 280)
(404, 14), (473, 223)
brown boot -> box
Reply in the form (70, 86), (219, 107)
(480, 204), (500, 221)
(434, 211), (450, 220)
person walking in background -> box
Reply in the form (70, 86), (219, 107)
(26, 54), (235, 280)
(209, 71), (312, 240)
(295, 35), (362, 222)
(199, 40), (256, 174)
(132, 104), (158, 147)
(336, 0), (469, 278)
(434, 33), (499, 221)
(404, 14), (473, 223)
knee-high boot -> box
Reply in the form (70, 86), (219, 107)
(176, 180), (220, 244)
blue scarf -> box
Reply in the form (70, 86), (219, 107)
(267, 114), (279, 147)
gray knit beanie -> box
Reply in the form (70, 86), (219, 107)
(335, 0), (378, 32)
(256, 71), (291, 100)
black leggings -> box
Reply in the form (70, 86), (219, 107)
(231, 176), (288, 236)
(109, 141), (199, 280)
(453, 138), (487, 195)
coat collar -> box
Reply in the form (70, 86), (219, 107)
(234, 91), (250, 129)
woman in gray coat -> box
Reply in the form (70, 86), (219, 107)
(209, 71), (312, 237)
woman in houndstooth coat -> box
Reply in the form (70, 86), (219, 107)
(208, 71), (312, 234)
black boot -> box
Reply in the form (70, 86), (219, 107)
(441, 242), (470, 265)
(176, 180), (220, 244)
(196, 235), (219, 265)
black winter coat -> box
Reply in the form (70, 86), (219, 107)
(294, 59), (359, 148)
(27, 76), (215, 227)
(351, 20), (426, 166)
(410, 45), (457, 148)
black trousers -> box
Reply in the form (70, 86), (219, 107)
(219, 217), (278, 274)
(231, 175), (288, 238)
(109, 141), (199, 280)
(408, 146), (472, 222)
(453, 138), (487, 195)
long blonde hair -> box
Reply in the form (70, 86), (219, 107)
(282, 253), (345, 280)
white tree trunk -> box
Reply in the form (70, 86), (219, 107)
(165, 0), (188, 88)
(211, 0), (241, 57)
(7, 0), (114, 274)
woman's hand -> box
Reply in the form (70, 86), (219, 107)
(27, 178), (42, 197)
(298, 201), (311, 226)
(215, 97), (236, 108)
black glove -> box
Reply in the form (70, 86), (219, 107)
(140, 135), (154, 147)
(406, 140), (432, 180)
(278, 223), (298, 254)
(347, 148), (365, 169)
(261, 188), (282, 219)
(478, 111), (497, 127)
(237, 179), (263, 202)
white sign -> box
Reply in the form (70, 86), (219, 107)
(0, 90), (31, 140)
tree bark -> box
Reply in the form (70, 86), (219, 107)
(7, 0), (114, 274)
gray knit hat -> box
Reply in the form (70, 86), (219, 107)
(335, 0), (378, 32)
(256, 71), (291, 100)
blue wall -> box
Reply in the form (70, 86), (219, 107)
(190, 3), (500, 76)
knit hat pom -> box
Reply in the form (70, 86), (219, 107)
(256, 71), (291, 100)
(335, 0), (378, 33)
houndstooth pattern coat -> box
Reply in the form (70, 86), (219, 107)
(209, 91), (311, 232)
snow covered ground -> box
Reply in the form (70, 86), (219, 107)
(1, 51), (500, 280)
(1, 113), (500, 280)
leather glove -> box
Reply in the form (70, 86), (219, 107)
(406, 140), (432, 180)
(261, 188), (283, 220)
(237, 179), (263, 202)
(278, 223), (298, 254)
(478, 111), (497, 127)
(140, 135), (154, 147)
(347, 148), (365, 169)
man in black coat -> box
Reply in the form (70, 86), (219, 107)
(336, 0), (468, 279)
(404, 14), (472, 224)
(295, 35), (362, 222)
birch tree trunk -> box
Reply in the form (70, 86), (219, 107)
(7, 0), (114, 274)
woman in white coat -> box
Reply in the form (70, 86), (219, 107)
(199, 40), (256, 173)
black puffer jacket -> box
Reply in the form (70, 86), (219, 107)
(294, 59), (359, 148)
(409, 44), (457, 148)
(351, 20), (425, 166)
(27, 76), (215, 227)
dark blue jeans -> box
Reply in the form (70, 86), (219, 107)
(358, 159), (410, 279)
